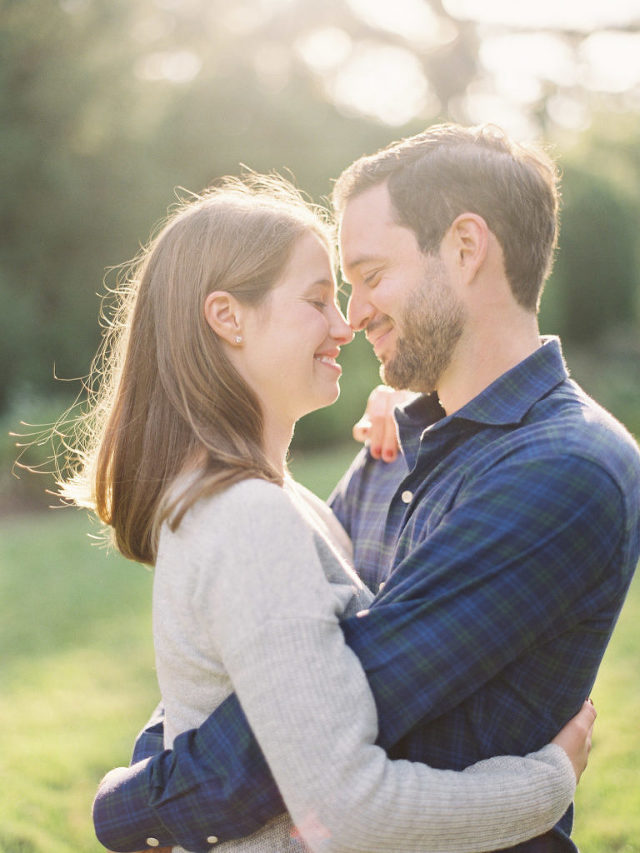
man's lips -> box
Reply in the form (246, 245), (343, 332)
(366, 321), (394, 357)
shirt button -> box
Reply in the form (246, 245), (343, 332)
(378, 581), (386, 591)
(401, 489), (413, 503)
(356, 609), (369, 618)
(207, 837), (219, 845)
(145, 840), (160, 848)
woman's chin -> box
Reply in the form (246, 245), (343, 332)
(320, 383), (341, 409)
(297, 386), (341, 420)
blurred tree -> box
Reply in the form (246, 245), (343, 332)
(540, 113), (640, 344)
(549, 168), (638, 343)
(1, 0), (639, 450)
(0, 0), (156, 410)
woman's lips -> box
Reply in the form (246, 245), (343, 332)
(314, 353), (342, 373)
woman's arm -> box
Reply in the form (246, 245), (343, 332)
(93, 696), (593, 853)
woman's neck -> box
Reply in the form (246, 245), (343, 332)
(262, 415), (295, 478)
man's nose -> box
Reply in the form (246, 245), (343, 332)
(330, 306), (354, 344)
(347, 285), (371, 332)
(331, 311), (354, 346)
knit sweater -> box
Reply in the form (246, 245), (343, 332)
(153, 477), (576, 853)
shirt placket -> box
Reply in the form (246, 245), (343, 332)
(391, 420), (474, 567)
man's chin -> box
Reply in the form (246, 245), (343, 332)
(381, 363), (433, 394)
(380, 363), (410, 392)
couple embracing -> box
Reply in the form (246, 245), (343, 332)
(63, 123), (640, 853)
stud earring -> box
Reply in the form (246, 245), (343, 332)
(234, 335), (243, 344)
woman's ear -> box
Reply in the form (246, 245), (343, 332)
(203, 291), (244, 345)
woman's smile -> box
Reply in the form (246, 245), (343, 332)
(314, 349), (343, 373)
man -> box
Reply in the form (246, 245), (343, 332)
(94, 124), (640, 853)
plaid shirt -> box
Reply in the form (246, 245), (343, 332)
(93, 338), (640, 853)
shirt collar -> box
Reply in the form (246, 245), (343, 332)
(451, 336), (569, 427)
(395, 337), (569, 453)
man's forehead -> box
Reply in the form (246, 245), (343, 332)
(339, 186), (398, 270)
(340, 183), (394, 226)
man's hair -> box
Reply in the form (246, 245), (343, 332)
(332, 123), (560, 311)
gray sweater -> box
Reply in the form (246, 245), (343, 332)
(153, 477), (576, 853)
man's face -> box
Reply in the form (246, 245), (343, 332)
(339, 181), (465, 393)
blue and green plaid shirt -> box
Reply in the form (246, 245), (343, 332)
(94, 338), (640, 853)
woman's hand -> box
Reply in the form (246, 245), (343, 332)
(551, 699), (597, 782)
(353, 385), (414, 462)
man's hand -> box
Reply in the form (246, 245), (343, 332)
(353, 385), (414, 461)
(551, 699), (597, 782)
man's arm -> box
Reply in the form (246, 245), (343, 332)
(131, 703), (165, 763)
(94, 694), (285, 852)
(343, 454), (627, 748)
(94, 454), (627, 852)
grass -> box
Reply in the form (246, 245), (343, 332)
(1, 442), (638, 852)
(0, 509), (158, 853)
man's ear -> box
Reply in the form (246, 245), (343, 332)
(203, 291), (244, 345)
(448, 213), (489, 279)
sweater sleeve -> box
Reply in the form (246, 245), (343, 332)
(202, 481), (576, 853)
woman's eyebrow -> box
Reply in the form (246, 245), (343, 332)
(303, 278), (334, 293)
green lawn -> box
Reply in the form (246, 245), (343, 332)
(1, 443), (638, 852)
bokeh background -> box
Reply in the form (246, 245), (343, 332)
(1, 1), (639, 851)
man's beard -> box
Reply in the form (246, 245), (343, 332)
(381, 262), (465, 392)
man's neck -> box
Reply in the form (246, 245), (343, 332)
(437, 320), (541, 416)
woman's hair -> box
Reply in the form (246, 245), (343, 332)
(60, 173), (334, 565)
(333, 122), (560, 312)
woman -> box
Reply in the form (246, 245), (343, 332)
(63, 174), (594, 853)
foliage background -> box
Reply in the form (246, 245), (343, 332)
(2, 0), (640, 486)
(1, 1), (639, 850)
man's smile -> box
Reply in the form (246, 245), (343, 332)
(365, 318), (395, 359)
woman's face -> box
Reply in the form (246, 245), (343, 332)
(238, 231), (353, 429)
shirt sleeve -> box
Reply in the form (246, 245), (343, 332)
(326, 447), (370, 536)
(343, 453), (626, 748)
(130, 702), (166, 763)
(93, 480), (578, 853)
(93, 695), (286, 853)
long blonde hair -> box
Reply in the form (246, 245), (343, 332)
(60, 174), (334, 565)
